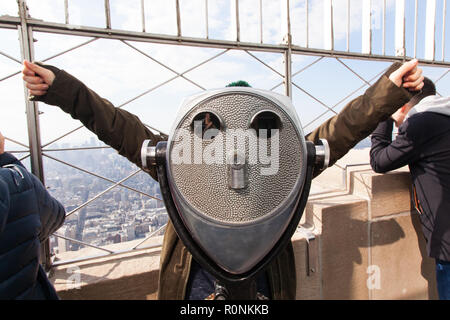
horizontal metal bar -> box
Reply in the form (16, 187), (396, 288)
(52, 220), (164, 267)
(2, 17), (447, 67)
(0, 23), (18, 30)
(0, 15), (21, 26)
(51, 241), (162, 267)
(4, 150), (29, 154)
(24, 18), (287, 53)
(52, 232), (115, 254)
(42, 145), (111, 152)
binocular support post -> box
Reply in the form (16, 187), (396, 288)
(213, 278), (257, 300)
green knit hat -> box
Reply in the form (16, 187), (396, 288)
(226, 80), (251, 87)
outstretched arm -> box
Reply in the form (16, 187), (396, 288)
(306, 59), (423, 176)
(22, 61), (164, 180)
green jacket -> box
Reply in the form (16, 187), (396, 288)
(36, 62), (412, 299)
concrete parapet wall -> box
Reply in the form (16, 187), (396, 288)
(51, 169), (437, 300)
(295, 169), (437, 300)
(51, 237), (162, 300)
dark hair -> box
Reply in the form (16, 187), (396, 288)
(409, 77), (436, 106)
(226, 80), (251, 88)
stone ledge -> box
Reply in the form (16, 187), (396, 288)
(305, 193), (370, 299)
(350, 168), (412, 217)
(51, 236), (162, 300)
(303, 169), (437, 300)
(370, 212), (437, 299)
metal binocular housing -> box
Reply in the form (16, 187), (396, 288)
(141, 88), (329, 298)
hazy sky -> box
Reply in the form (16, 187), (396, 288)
(0, 0), (449, 153)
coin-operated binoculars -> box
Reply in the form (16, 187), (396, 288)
(141, 88), (329, 299)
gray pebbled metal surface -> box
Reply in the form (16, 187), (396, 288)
(169, 92), (304, 223)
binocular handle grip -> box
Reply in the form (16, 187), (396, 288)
(141, 140), (167, 169)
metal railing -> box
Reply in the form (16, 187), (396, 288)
(0, 0), (449, 269)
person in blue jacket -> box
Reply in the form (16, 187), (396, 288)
(0, 131), (65, 299)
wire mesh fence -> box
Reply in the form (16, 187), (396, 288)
(0, 0), (449, 268)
